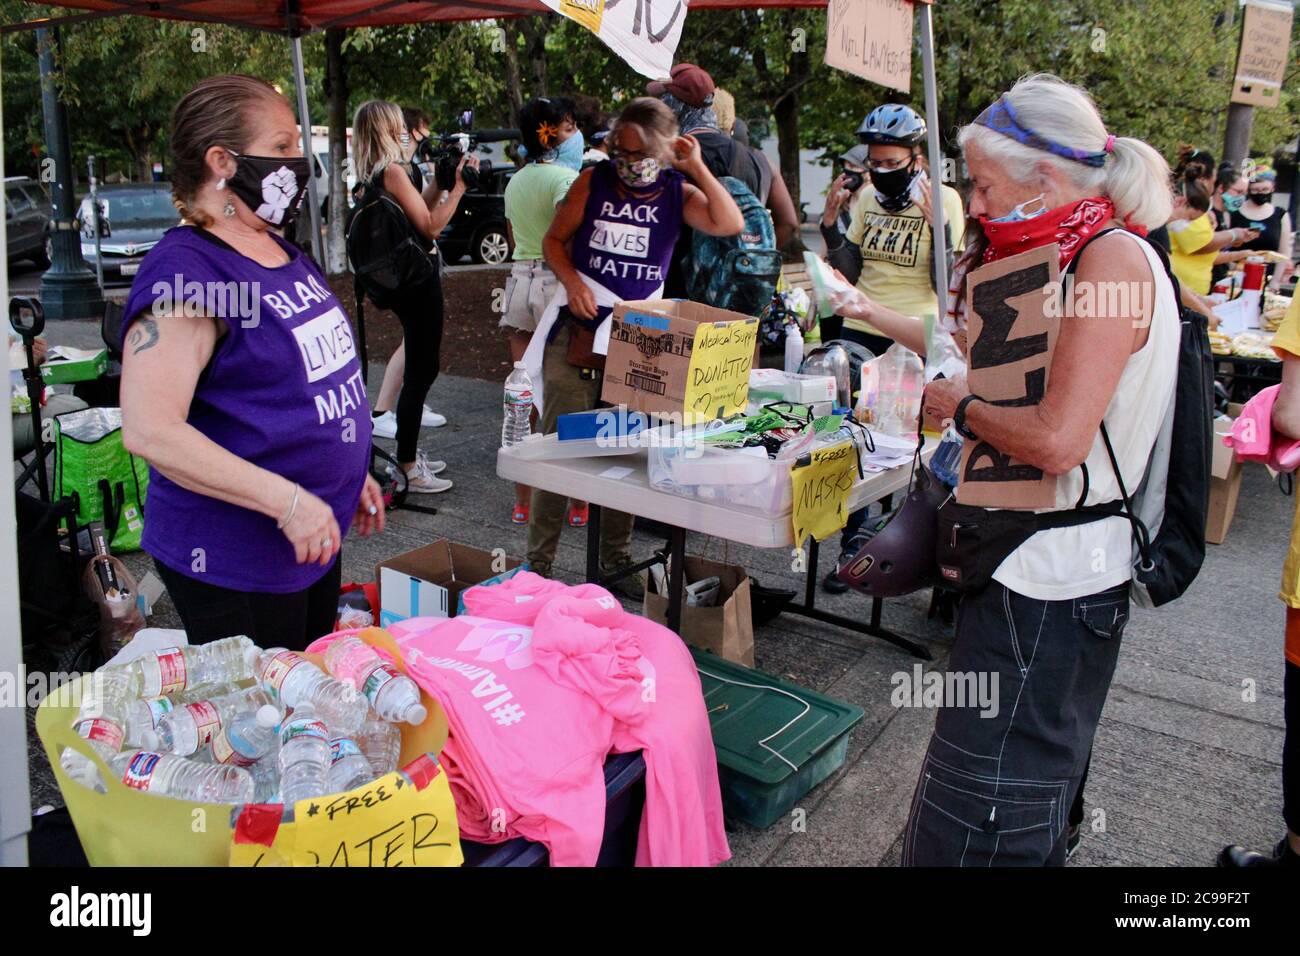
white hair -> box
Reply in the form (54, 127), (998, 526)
(959, 73), (1171, 231)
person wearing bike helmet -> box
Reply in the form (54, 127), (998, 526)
(821, 103), (966, 355)
(818, 103), (965, 594)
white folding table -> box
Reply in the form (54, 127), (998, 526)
(497, 438), (934, 660)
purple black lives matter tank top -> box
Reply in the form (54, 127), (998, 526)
(570, 160), (685, 313)
(120, 226), (371, 592)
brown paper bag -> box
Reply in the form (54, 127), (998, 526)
(643, 555), (754, 667)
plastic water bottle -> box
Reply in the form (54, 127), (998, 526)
(109, 750), (254, 804)
(248, 647), (368, 736)
(502, 362), (533, 448)
(326, 736), (375, 794)
(213, 705), (282, 802)
(930, 427), (964, 488)
(357, 711), (402, 777)
(323, 637), (428, 725)
(876, 344), (924, 438)
(156, 685), (276, 756)
(121, 680), (241, 749)
(277, 704), (332, 806)
(60, 669), (133, 790)
(116, 636), (255, 698)
(784, 322), (804, 374)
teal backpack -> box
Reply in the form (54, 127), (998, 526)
(684, 176), (782, 317)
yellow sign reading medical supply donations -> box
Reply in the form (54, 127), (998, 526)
(229, 753), (462, 867)
(792, 441), (858, 544)
(683, 319), (758, 423)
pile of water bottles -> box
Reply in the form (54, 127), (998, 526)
(60, 635), (428, 806)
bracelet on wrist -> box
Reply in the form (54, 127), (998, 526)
(277, 482), (300, 530)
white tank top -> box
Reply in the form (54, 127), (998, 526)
(991, 230), (1180, 601)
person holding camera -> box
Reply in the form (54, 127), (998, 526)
(353, 99), (478, 493)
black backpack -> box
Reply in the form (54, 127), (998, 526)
(345, 177), (438, 309)
(1089, 233), (1213, 608)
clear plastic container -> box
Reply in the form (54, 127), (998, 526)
(875, 344), (923, 438)
(646, 425), (817, 514)
(277, 704), (331, 806)
(323, 637), (427, 725)
(155, 685), (276, 756)
(357, 711), (401, 778)
(60, 669), (133, 790)
(502, 362), (533, 448)
(109, 750), (254, 804)
(326, 736), (374, 793)
(248, 648), (367, 736)
(115, 636), (254, 698)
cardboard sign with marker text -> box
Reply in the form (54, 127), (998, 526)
(957, 244), (1061, 509)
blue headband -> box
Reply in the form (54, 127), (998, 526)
(974, 94), (1114, 168)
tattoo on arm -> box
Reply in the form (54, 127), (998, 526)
(128, 318), (160, 355)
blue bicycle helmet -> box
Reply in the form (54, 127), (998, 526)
(857, 104), (927, 147)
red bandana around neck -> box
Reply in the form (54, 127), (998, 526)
(980, 196), (1120, 268)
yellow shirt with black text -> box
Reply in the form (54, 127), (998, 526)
(843, 183), (966, 337)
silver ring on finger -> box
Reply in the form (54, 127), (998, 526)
(321, 537), (332, 550)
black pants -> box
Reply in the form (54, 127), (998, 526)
(903, 580), (1127, 866)
(390, 274), (444, 463)
(154, 556), (342, 652)
(1286, 660), (1300, 835)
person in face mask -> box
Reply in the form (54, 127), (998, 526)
(117, 75), (385, 650)
(1231, 167), (1295, 292)
(817, 102), (967, 594)
(502, 96), (586, 527)
(526, 97), (743, 588)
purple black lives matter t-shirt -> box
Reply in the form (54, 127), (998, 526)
(121, 226), (372, 592)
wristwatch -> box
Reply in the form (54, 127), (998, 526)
(953, 394), (981, 441)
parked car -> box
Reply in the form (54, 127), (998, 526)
(79, 182), (179, 284)
(438, 165), (514, 265)
(5, 177), (52, 267)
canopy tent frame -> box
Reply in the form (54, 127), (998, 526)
(0, 0), (948, 867)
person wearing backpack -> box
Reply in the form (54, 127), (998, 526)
(649, 64), (797, 301)
(818, 104), (967, 594)
(350, 99), (478, 494)
(837, 74), (1185, 866)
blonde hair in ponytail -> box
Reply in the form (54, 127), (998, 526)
(959, 73), (1172, 231)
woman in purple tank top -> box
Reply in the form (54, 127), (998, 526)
(119, 76), (385, 650)
(527, 98), (743, 585)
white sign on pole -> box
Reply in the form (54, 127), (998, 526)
(540, 0), (686, 80)
(824, 0), (914, 94)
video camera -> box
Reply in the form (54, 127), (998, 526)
(417, 109), (520, 192)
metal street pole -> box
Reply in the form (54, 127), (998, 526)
(918, 1), (948, 314)
(36, 26), (103, 321)
(291, 33), (325, 266)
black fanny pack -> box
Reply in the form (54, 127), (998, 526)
(935, 498), (1126, 594)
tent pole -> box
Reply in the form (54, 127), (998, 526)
(291, 33), (325, 265)
(918, 1), (948, 313)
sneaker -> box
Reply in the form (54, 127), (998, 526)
(371, 410), (397, 439)
(600, 556), (645, 602)
(405, 452), (453, 494)
(386, 455), (445, 481)
(421, 405), (447, 428)
(822, 564), (850, 594)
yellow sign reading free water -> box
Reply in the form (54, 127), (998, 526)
(683, 319), (758, 423)
(791, 441), (858, 544)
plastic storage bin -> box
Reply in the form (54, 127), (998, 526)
(460, 751), (646, 866)
(692, 648), (864, 829)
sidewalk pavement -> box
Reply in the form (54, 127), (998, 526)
(22, 319), (1289, 865)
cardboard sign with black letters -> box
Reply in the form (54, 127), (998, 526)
(957, 243), (1061, 509)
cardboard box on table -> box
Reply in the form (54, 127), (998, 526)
(1207, 403), (1245, 545)
(643, 555), (755, 667)
(378, 539), (526, 626)
(601, 299), (760, 421)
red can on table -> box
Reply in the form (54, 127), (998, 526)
(1242, 258), (1268, 292)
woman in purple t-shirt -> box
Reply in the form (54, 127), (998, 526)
(120, 75), (385, 650)
(529, 97), (743, 586)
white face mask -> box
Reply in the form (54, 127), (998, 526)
(1167, 218), (1192, 233)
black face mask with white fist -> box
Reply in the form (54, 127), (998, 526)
(225, 151), (312, 230)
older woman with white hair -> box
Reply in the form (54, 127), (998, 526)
(836, 73), (1180, 866)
